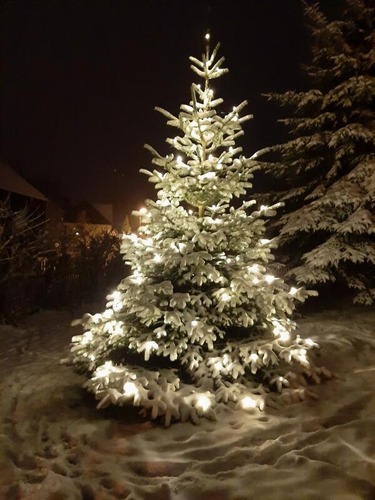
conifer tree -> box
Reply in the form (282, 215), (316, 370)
(68, 37), (317, 425)
(257, 0), (375, 304)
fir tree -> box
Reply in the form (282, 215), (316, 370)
(256, 0), (375, 304)
(68, 37), (318, 425)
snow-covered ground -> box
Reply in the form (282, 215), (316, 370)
(0, 306), (374, 500)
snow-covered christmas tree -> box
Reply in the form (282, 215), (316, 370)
(68, 37), (318, 425)
(256, 0), (375, 304)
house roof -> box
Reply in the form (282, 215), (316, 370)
(0, 162), (48, 201)
(64, 201), (113, 225)
(91, 203), (113, 225)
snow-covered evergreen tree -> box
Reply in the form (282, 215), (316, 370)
(257, 0), (375, 304)
(68, 38), (318, 425)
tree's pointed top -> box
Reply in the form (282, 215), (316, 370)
(189, 39), (228, 81)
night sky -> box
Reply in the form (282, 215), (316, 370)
(1, 0), (312, 215)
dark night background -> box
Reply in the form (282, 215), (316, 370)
(1, 0), (329, 220)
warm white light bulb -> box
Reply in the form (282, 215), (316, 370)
(123, 382), (138, 397)
(196, 394), (211, 411)
(200, 171), (216, 180)
(241, 396), (257, 409)
(132, 270), (144, 285)
(205, 33), (210, 41)
(139, 207), (148, 215)
(248, 264), (259, 273)
(92, 313), (102, 324)
(81, 332), (93, 345)
(279, 330), (290, 342)
(289, 287), (298, 295)
(265, 275), (276, 284)
(154, 254), (162, 263)
(95, 364), (111, 378)
(221, 292), (231, 302)
(214, 360), (223, 371)
(145, 340), (158, 351)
